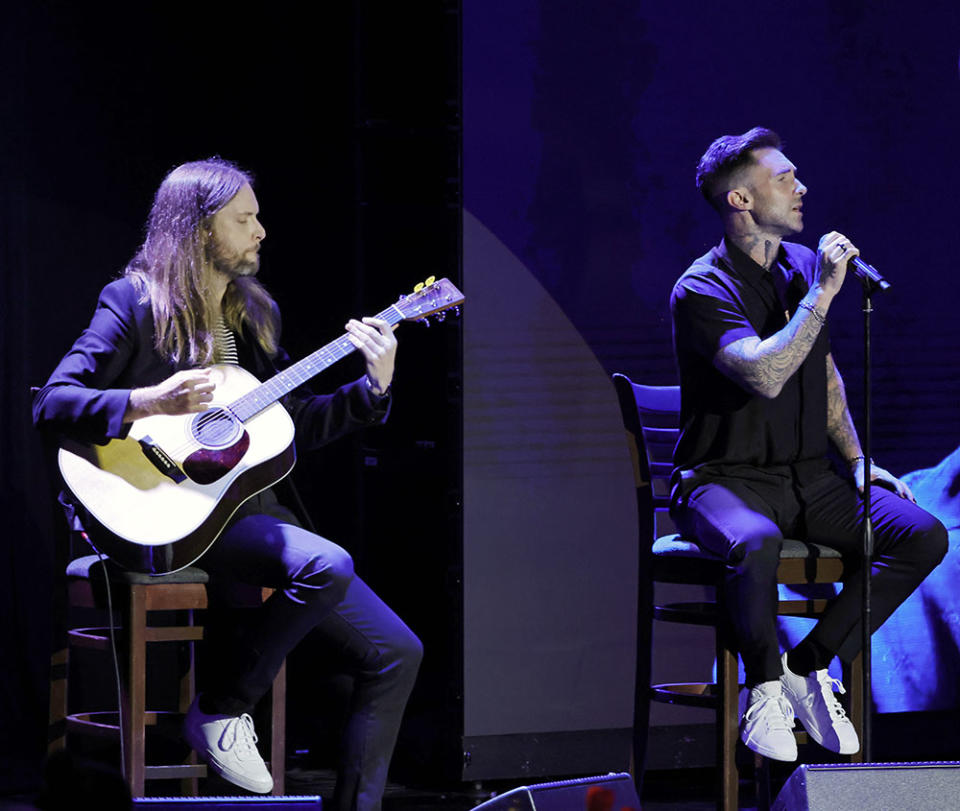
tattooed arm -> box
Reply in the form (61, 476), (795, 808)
(826, 353), (915, 500)
(825, 353), (862, 460)
(714, 302), (826, 398)
(713, 231), (854, 399)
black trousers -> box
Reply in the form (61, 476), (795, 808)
(199, 493), (422, 811)
(671, 465), (948, 683)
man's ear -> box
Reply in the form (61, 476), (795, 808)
(726, 186), (752, 212)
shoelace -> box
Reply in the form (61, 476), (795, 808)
(745, 690), (795, 731)
(815, 671), (850, 720)
(218, 713), (261, 759)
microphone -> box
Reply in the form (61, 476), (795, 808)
(849, 255), (891, 291)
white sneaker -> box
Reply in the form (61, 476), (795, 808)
(739, 680), (798, 761)
(780, 652), (860, 755)
(182, 696), (274, 794)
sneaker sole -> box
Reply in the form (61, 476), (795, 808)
(796, 723), (860, 755)
(786, 702), (860, 755)
(741, 735), (798, 762)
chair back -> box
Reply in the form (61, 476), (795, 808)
(612, 373), (681, 542)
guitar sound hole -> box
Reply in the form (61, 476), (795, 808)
(190, 408), (242, 449)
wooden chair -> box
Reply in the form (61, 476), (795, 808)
(612, 374), (863, 811)
(48, 553), (286, 797)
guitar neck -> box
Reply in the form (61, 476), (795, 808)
(229, 302), (406, 422)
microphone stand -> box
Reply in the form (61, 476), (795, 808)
(859, 277), (883, 762)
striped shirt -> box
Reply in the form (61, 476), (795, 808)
(213, 316), (239, 365)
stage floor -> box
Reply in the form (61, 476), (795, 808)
(3, 710), (957, 809)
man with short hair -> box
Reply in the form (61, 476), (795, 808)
(670, 127), (947, 761)
(33, 158), (422, 809)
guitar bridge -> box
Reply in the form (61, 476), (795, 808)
(138, 435), (187, 483)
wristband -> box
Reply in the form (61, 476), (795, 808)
(798, 300), (826, 325)
(848, 455), (874, 468)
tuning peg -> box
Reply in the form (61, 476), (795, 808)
(397, 293), (407, 302)
(413, 283), (424, 293)
(453, 306), (461, 317)
(424, 275), (436, 286)
(435, 311), (447, 323)
(420, 318), (431, 327)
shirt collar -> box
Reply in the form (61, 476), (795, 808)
(716, 234), (792, 283)
(718, 236), (808, 315)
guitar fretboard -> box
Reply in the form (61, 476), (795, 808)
(230, 303), (405, 422)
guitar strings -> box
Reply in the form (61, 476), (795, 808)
(152, 302), (413, 463)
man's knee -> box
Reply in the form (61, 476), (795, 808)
(729, 532), (783, 574)
(401, 630), (424, 671)
(386, 627), (424, 690)
(914, 515), (949, 574)
(359, 624), (423, 688)
(295, 544), (355, 605)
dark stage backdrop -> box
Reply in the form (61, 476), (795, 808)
(0, 1), (460, 794)
(463, 0), (960, 764)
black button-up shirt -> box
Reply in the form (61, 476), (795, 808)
(670, 236), (831, 491)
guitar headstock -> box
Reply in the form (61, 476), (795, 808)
(396, 277), (464, 325)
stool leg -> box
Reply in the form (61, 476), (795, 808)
(718, 641), (739, 811)
(179, 609), (200, 796)
(126, 586), (147, 797)
(48, 647), (68, 754)
(270, 660), (287, 795)
(846, 652), (864, 764)
(716, 583), (739, 811)
(755, 751), (772, 811)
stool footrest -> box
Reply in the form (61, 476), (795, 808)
(652, 681), (724, 709)
(144, 764), (208, 780)
(653, 601), (720, 625)
(68, 627), (112, 650)
(69, 626), (204, 646)
(68, 710), (184, 738)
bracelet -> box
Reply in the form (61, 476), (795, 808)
(848, 455), (875, 468)
(797, 300), (826, 325)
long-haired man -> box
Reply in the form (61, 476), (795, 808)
(34, 158), (422, 810)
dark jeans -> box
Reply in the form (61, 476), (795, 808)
(671, 465), (947, 684)
(198, 495), (423, 811)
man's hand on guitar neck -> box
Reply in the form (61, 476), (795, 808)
(124, 369), (217, 423)
(345, 316), (398, 397)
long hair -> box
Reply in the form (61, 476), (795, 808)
(125, 158), (279, 365)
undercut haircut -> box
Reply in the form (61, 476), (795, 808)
(695, 127), (782, 211)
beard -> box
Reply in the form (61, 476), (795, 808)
(208, 237), (260, 278)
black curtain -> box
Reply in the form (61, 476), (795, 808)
(0, 2), (359, 789)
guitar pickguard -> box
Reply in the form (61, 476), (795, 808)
(182, 430), (251, 485)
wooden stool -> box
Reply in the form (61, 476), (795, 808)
(48, 554), (286, 797)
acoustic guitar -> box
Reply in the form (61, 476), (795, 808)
(58, 277), (463, 574)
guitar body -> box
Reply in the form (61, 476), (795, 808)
(58, 364), (296, 575)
